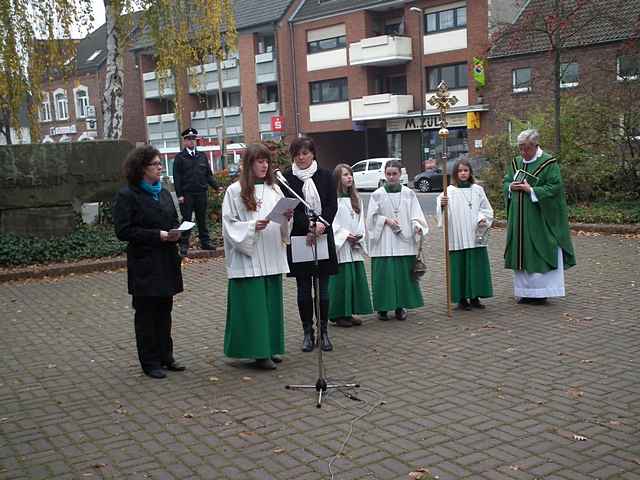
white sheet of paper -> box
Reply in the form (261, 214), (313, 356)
(265, 197), (300, 224)
(169, 221), (195, 235)
(291, 235), (329, 263)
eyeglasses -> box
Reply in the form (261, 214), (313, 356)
(147, 161), (163, 167)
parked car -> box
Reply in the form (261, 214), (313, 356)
(413, 168), (444, 192)
(351, 158), (409, 190)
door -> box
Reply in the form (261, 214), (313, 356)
(351, 161), (368, 190)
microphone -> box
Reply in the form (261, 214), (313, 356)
(273, 169), (288, 184)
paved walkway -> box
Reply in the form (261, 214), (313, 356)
(1, 222), (639, 480)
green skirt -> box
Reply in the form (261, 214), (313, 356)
(449, 247), (493, 302)
(371, 255), (424, 312)
(224, 274), (285, 359)
(328, 261), (373, 319)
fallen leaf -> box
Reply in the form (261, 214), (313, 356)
(509, 465), (521, 471)
(608, 420), (622, 427)
(47, 364), (56, 369)
(242, 376), (253, 382)
(93, 463), (107, 469)
(408, 467), (433, 479)
(114, 405), (128, 415)
(183, 413), (194, 419)
(0, 418), (8, 423)
(209, 376), (220, 382)
(573, 434), (588, 441)
(581, 359), (593, 364)
(567, 387), (584, 399)
(273, 448), (285, 454)
(239, 431), (256, 438)
(583, 316), (593, 321)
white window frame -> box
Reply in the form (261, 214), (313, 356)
(73, 86), (89, 118)
(39, 92), (52, 122)
(512, 68), (532, 93)
(617, 55), (639, 81)
(53, 88), (69, 120)
(560, 62), (579, 89)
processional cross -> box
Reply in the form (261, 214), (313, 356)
(427, 81), (458, 318)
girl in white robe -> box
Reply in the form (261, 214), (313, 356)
(437, 159), (494, 311)
(366, 160), (428, 321)
(328, 164), (373, 327)
(222, 143), (292, 370)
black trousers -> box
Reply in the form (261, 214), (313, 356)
(295, 274), (329, 331)
(179, 191), (210, 248)
(132, 296), (175, 372)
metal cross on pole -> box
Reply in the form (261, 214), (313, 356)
(428, 81), (458, 318)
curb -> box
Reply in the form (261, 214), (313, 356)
(492, 220), (640, 235)
(0, 248), (223, 283)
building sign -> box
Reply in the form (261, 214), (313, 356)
(86, 119), (97, 131)
(50, 125), (77, 136)
(386, 113), (467, 132)
(271, 115), (284, 132)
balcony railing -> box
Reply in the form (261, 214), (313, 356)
(187, 58), (240, 93)
(190, 107), (243, 137)
(146, 113), (179, 149)
(255, 52), (278, 84)
(351, 94), (414, 121)
(258, 104), (279, 132)
(143, 71), (176, 99)
(349, 35), (412, 67)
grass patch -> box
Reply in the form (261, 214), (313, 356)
(494, 201), (640, 224)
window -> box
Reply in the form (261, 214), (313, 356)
(560, 63), (579, 88)
(384, 23), (401, 35)
(512, 67), (532, 93)
(307, 35), (346, 54)
(617, 55), (639, 81)
(54, 89), (69, 120)
(39, 93), (51, 122)
(352, 162), (366, 173)
(74, 87), (89, 118)
(257, 34), (275, 54)
(309, 78), (348, 104)
(425, 6), (466, 34)
(367, 161), (382, 171)
(260, 84), (279, 104)
(428, 63), (467, 91)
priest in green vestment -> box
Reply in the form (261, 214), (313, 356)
(503, 129), (576, 305)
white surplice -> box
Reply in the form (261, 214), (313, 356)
(332, 198), (367, 264)
(514, 248), (565, 298)
(222, 181), (291, 279)
(366, 185), (428, 257)
(436, 184), (494, 251)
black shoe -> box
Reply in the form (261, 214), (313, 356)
(350, 316), (363, 326)
(302, 332), (315, 352)
(470, 298), (485, 309)
(395, 308), (408, 321)
(254, 358), (277, 370)
(517, 297), (532, 304)
(271, 355), (283, 363)
(530, 297), (548, 305)
(144, 369), (166, 379)
(457, 299), (472, 311)
(334, 317), (353, 327)
(162, 361), (186, 372)
(377, 311), (389, 321)
(179, 248), (188, 258)
(320, 331), (333, 351)
(200, 243), (215, 251)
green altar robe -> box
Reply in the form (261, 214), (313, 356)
(503, 151), (576, 274)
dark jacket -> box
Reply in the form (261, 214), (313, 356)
(283, 167), (338, 277)
(113, 185), (184, 297)
(172, 148), (219, 197)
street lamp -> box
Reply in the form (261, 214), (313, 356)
(410, 6), (425, 173)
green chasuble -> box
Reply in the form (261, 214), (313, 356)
(224, 274), (285, 359)
(503, 152), (576, 273)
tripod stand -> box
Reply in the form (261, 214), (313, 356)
(274, 170), (359, 408)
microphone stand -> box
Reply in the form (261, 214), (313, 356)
(275, 171), (359, 408)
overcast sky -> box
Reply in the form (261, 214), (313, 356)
(71, 0), (105, 37)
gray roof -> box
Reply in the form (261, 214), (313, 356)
(489, 0), (640, 58)
(293, 0), (404, 22)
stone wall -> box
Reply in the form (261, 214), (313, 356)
(0, 141), (134, 237)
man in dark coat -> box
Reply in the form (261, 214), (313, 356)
(172, 127), (220, 256)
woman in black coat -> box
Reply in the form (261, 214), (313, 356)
(113, 145), (185, 379)
(284, 137), (338, 353)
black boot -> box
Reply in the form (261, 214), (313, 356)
(319, 301), (333, 352)
(299, 302), (315, 352)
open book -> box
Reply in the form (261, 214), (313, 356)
(513, 169), (539, 187)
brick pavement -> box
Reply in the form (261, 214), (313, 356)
(1, 220), (639, 480)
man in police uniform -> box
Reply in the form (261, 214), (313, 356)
(173, 128), (220, 256)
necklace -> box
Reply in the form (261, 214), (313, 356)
(255, 184), (266, 209)
(460, 187), (473, 209)
(386, 190), (402, 218)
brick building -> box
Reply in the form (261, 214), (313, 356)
(484, 0), (640, 140)
(36, 16), (146, 145)
(287, 0), (521, 177)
